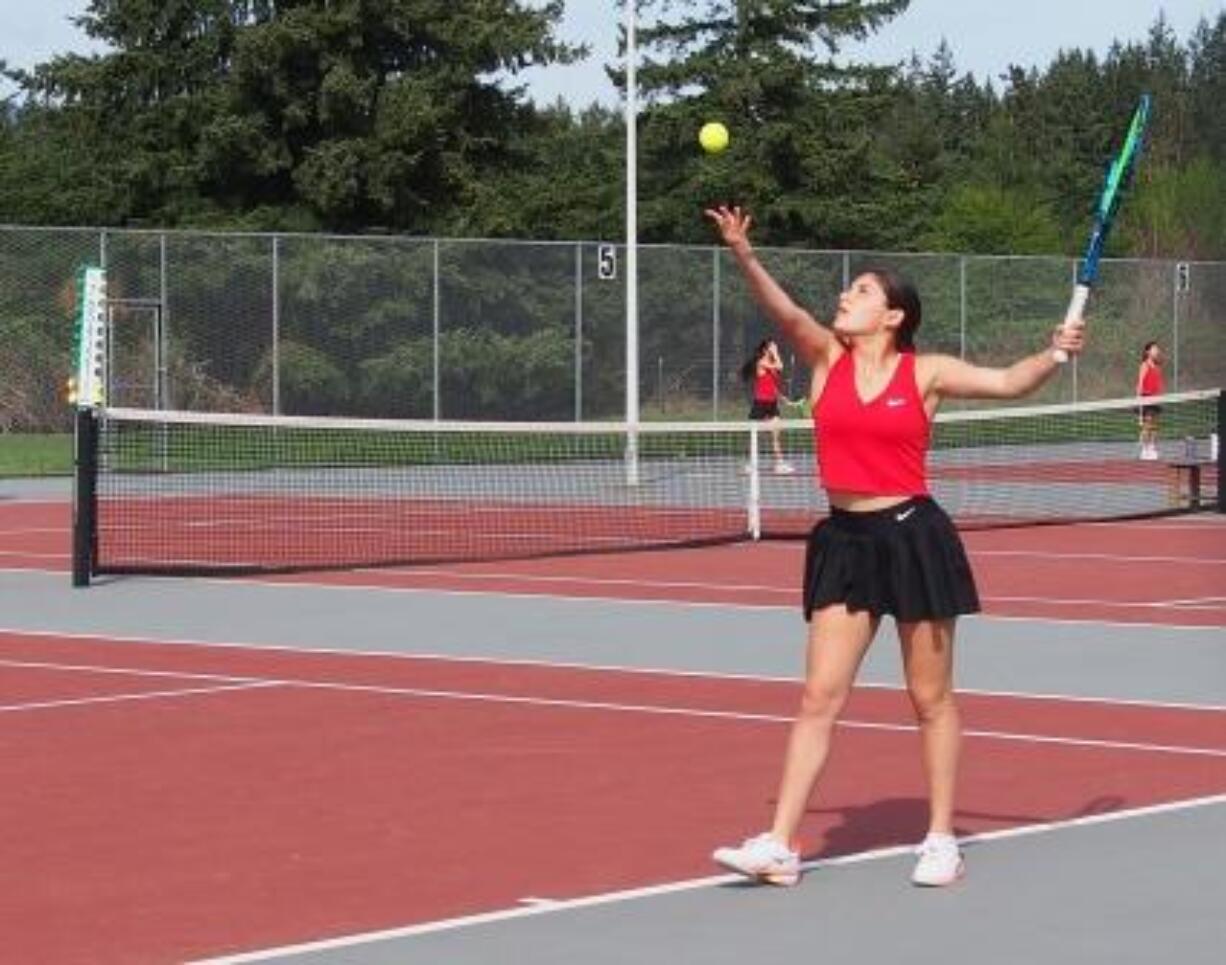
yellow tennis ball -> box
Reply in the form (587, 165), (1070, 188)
(699, 121), (729, 154)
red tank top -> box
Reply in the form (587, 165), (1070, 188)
(753, 369), (780, 402)
(1139, 362), (1163, 396)
(813, 352), (930, 496)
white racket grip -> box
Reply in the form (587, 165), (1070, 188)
(1053, 284), (1090, 364)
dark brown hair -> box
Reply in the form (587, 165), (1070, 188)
(740, 338), (775, 382)
(860, 266), (922, 350)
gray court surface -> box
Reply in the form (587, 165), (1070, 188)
(204, 801), (1226, 965)
(2, 568), (1223, 706)
(2, 562), (1224, 965)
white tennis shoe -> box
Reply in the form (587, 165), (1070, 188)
(911, 832), (964, 886)
(712, 832), (801, 886)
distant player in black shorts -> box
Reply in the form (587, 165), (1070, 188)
(741, 338), (794, 474)
(1136, 341), (1164, 460)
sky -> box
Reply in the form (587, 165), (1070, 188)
(1, 1), (1222, 106)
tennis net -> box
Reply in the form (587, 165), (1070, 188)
(72, 389), (1222, 583)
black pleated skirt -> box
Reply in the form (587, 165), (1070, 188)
(803, 497), (980, 622)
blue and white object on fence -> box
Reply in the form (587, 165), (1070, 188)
(72, 266), (108, 409)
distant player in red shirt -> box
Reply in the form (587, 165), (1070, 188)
(705, 204), (1085, 889)
(741, 338), (795, 474)
(1136, 341), (1164, 460)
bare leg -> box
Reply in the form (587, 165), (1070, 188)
(769, 417), (785, 463)
(768, 605), (878, 842)
(899, 619), (960, 835)
(1139, 413), (1159, 454)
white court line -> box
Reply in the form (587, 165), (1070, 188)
(367, 568), (796, 594)
(746, 543), (1226, 565)
(219, 678), (1226, 759)
(334, 568), (1226, 612)
(0, 680), (279, 714)
(970, 549), (1226, 564)
(2, 649), (1223, 758)
(0, 527), (65, 537)
(243, 557), (1226, 616)
(2, 627), (1225, 712)
(2, 632), (1226, 711)
(1165, 596), (1226, 607)
(190, 792), (1226, 963)
(318, 578), (1226, 616)
(1, 564), (1223, 630)
(0, 657), (257, 684)
(5, 538), (1222, 566)
(983, 593), (1226, 611)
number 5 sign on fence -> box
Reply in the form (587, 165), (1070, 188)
(597, 244), (617, 281)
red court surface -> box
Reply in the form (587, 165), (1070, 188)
(1, 500), (1225, 626)
(2, 630), (1225, 963)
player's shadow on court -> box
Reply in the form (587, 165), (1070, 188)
(717, 794), (1127, 888)
(797, 793), (1127, 862)
(800, 796), (933, 859)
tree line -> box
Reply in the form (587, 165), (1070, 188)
(1, 1), (1223, 260)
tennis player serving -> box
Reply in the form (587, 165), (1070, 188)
(706, 204), (1085, 888)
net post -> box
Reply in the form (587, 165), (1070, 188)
(72, 408), (98, 587)
(1216, 390), (1224, 514)
(70, 264), (107, 586)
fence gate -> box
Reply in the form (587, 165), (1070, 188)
(106, 298), (166, 410)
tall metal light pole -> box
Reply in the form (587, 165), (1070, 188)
(625, 0), (640, 484)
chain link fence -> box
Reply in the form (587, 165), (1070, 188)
(2, 225), (1223, 435)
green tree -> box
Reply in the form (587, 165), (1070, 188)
(918, 183), (1063, 254)
(1126, 156), (1226, 259)
(623, 0), (912, 247)
(3, 1), (581, 230)
(1188, 12), (1226, 161)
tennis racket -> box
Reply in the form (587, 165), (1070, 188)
(779, 395), (810, 418)
(1054, 93), (1152, 362)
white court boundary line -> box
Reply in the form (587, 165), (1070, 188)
(7, 552), (1226, 606)
(3, 625), (1225, 714)
(2, 541), (1226, 566)
(0, 539), (1221, 568)
(2, 653), (1224, 758)
(0, 526), (66, 537)
(190, 792), (1226, 964)
(63, 567), (1226, 626)
(0, 680), (279, 713)
(0, 564), (1224, 629)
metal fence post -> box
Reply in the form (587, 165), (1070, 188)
(271, 235), (280, 415)
(712, 247), (721, 420)
(1070, 257), (1079, 402)
(959, 255), (967, 359)
(1172, 261), (1181, 391)
(575, 243), (583, 421)
(159, 232), (169, 410)
(433, 239), (441, 421)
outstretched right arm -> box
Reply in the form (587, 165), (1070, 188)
(704, 205), (835, 369)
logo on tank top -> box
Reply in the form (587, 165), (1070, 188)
(885, 397), (907, 408)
